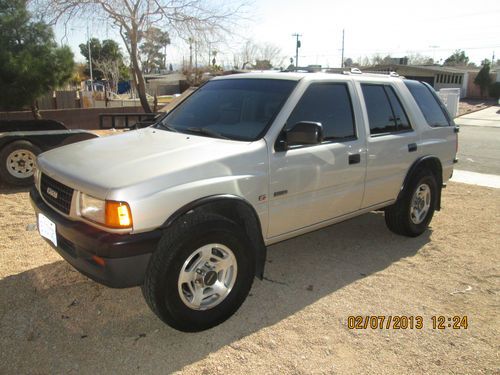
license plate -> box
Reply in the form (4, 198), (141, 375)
(38, 213), (57, 247)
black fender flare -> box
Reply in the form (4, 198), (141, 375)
(161, 194), (267, 279)
(398, 156), (443, 210)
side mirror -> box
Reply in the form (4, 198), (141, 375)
(284, 121), (323, 149)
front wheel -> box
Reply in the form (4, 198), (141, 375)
(385, 169), (438, 237)
(142, 213), (255, 332)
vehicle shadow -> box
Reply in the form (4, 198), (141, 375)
(0, 212), (430, 373)
(0, 182), (31, 195)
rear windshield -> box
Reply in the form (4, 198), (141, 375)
(404, 80), (451, 127)
(156, 78), (297, 141)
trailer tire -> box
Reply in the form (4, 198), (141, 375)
(0, 140), (41, 186)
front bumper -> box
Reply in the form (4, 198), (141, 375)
(30, 188), (162, 288)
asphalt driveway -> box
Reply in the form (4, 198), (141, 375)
(455, 106), (500, 175)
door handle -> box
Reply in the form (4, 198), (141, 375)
(408, 143), (417, 152)
(348, 154), (361, 164)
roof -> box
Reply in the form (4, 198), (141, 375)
(211, 71), (403, 83)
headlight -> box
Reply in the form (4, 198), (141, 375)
(80, 194), (106, 224)
(80, 193), (132, 229)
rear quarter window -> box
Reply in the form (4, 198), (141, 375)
(404, 80), (451, 127)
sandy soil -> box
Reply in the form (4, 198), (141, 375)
(0, 182), (498, 374)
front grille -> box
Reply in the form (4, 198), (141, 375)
(40, 174), (74, 214)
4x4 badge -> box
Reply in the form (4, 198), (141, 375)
(46, 187), (58, 199)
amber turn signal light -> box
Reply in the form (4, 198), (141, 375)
(105, 201), (133, 229)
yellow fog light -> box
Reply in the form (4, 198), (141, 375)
(105, 201), (133, 229)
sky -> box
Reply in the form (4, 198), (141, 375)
(54, 0), (500, 69)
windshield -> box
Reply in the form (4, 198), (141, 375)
(155, 78), (297, 141)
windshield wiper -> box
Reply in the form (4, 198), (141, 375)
(186, 127), (230, 140)
(156, 122), (178, 132)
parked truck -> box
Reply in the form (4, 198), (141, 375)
(31, 71), (458, 331)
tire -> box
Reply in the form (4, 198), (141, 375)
(385, 169), (438, 237)
(142, 213), (255, 332)
(0, 140), (41, 186)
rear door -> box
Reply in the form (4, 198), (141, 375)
(403, 80), (457, 183)
(268, 81), (367, 237)
(359, 82), (420, 208)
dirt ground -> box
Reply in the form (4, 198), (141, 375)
(458, 99), (496, 117)
(0, 182), (498, 374)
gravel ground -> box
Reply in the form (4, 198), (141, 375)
(0, 182), (498, 374)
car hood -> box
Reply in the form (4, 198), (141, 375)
(37, 128), (262, 199)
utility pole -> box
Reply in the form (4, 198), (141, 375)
(492, 51), (495, 65)
(188, 38), (193, 70)
(195, 40), (198, 70)
(164, 44), (167, 70)
(208, 42), (211, 68)
(429, 45), (439, 63)
(292, 33), (302, 70)
(341, 29), (345, 68)
(87, 24), (93, 91)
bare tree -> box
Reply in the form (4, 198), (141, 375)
(34, 0), (246, 112)
(259, 43), (283, 67)
(93, 58), (121, 92)
(234, 40), (283, 70)
(238, 40), (260, 69)
(406, 53), (434, 65)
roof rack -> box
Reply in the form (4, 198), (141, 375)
(278, 68), (404, 78)
(341, 68), (400, 77)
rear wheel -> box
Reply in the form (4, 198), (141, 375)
(142, 213), (255, 332)
(385, 169), (438, 237)
(0, 140), (41, 186)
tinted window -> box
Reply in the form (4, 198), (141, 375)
(286, 83), (355, 140)
(362, 85), (397, 134)
(384, 86), (411, 131)
(404, 80), (451, 127)
(158, 79), (297, 141)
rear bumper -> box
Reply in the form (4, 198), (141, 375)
(30, 188), (162, 288)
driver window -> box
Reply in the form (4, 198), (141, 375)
(286, 83), (356, 140)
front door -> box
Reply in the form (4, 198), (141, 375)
(268, 81), (367, 238)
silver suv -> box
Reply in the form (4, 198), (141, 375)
(31, 72), (458, 331)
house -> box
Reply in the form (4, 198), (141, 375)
(366, 64), (480, 97)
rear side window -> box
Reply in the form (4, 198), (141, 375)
(286, 83), (356, 140)
(385, 87), (411, 131)
(361, 84), (412, 135)
(404, 80), (451, 127)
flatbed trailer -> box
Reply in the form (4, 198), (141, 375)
(0, 120), (98, 186)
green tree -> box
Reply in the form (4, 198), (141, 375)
(474, 62), (492, 98)
(0, 0), (74, 118)
(444, 50), (469, 66)
(139, 27), (171, 73)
